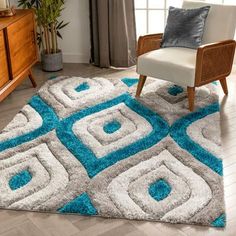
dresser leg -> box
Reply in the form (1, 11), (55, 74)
(28, 69), (37, 88)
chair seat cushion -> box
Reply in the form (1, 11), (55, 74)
(137, 47), (197, 87)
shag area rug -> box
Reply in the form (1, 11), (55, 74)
(0, 76), (225, 227)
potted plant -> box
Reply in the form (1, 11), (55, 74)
(18, 0), (68, 72)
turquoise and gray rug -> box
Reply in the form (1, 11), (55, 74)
(0, 76), (225, 227)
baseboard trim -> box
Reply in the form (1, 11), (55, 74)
(62, 53), (90, 63)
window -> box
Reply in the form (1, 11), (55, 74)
(135, 0), (236, 38)
(135, 0), (183, 37)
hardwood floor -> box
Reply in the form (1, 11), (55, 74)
(0, 63), (235, 236)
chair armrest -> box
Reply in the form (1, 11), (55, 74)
(195, 40), (236, 86)
(137, 33), (163, 57)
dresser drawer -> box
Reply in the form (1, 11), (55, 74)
(7, 12), (37, 78)
(0, 10), (38, 102)
(0, 30), (9, 88)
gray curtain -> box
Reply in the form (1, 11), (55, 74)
(90, 0), (137, 68)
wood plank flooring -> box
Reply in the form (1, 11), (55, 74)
(0, 63), (235, 236)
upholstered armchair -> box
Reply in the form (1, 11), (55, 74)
(136, 1), (236, 111)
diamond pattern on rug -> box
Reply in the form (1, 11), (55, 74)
(0, 76), (225, 227)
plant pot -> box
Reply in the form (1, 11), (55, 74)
(41, 50), (63, 72)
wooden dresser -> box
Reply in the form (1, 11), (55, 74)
(0, 9), (38, 102)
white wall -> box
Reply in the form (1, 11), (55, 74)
(58, 0), (91, 63)
(12, 0), (91, 63)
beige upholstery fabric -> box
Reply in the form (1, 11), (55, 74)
(183, 1), (236, 45)
(137, 48), (197, 87)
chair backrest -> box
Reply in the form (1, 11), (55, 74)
(182, 1), (236, 44)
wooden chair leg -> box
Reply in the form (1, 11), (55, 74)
(187, 87), (195, 112)
(136, 75), (147, 97)
(220, 77), (228, 95)
(28, 69), (37, 88)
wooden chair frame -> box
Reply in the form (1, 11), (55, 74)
(136, 33), (236, 111)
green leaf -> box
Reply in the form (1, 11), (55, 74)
(57, 31), (62, 39)
(58, 21), (69, 29)
(17, 0), (69, 51)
